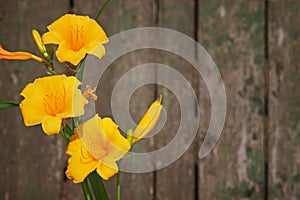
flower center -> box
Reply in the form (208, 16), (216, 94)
(91, 144), (108, 160)
(70, 25), (85, 51)
(43, 90), (65, 116)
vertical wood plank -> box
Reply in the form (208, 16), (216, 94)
(75, 1), (157, 199)
(0, 0), (67, 199)
(0, 2), (21, 199)
(155, 1), (197, 200)
(198, 1), (265, 199)
(269, 1), (300, 199)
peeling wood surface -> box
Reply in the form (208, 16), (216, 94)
(199, 1), (265, 199)
(269, 1), (300, 199)
(0, 1), (67, 199)
(0, 0), (299, 200)
(155, 1), (198, 200)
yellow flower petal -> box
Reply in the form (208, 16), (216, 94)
(0, 45), (43, 62)
(88, 44), (106, 60)
(132, 98), (163, 143)
(45, 14), (77, 42)
(66, 149), (99, 183)
(22, 75), (64, 98)
(59, 76), (88, 118)
(56, 41), (87, 65)
(101, 118), (130, 160)
(96, 161), (118, 180)
(66, 133), (82, 156)
(19, 96), (48, 126)
(83, 18), (109, 46)
(20, 83), (36, 98)
(41, 116), (62, 135)
(42, 31), (61, 45)
(79, 115), (104, 145)
(101, 118), (130, 150)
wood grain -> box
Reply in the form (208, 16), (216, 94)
(0, 0), (67, 199)
(155, 0), (198, 200)
(198, 1), (265, 199)
(0, 0), (299, 199)
(269, 0), (300, 199)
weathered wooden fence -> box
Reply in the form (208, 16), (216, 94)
(0, 0), (299, 199)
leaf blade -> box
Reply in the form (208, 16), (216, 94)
(0, 101), (19, 110)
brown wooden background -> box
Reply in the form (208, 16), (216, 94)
(0, 0), (299, 199)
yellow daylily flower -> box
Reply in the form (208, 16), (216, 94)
(66, 115), (130, 183)
(0, 44), (43, 62)
(19, 75), (88, 135)
(132, 96), (163, 143)
(42, 14), (109, 66)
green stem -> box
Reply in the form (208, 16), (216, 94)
(88, 171), (109, 200)
(81, 179), (93, 200)
(60, 120), (68, 143)
(76, 57), (86, 82)
(67, 63), (79, 76)
(117, 171), (121, 200)
(41, 60), (56, 75)
(47, 68), (56, 75)
(95, 0), (110, 21)
(116, 130), (134, 200)
(61, 124), (74, 143)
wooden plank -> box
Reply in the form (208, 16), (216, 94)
(0, 0), (67, 199)
(75, 1), (157, 199)
(0, 2), (21, 199)
(269, 1), (300, 199)
(155, 1), (197, 200)
(198, 1), (265, 199)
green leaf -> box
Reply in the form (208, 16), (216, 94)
(0, 101), (19, 110)
(88, 171), (109, 200)
(72, 117), (82, 129)
(95, 0), (111, 21)
(61, 124), (74, 143)
(76, 58), (86, 82)
(81, 179), (94, 200)
(65, 125), (74, 137)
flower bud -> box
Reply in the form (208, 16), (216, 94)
(132, 96), (163, 143)
(32, 29), (51, 62)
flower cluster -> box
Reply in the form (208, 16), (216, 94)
(0, 13), (162, 186)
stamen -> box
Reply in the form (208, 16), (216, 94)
(83, 85), (98, 101)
